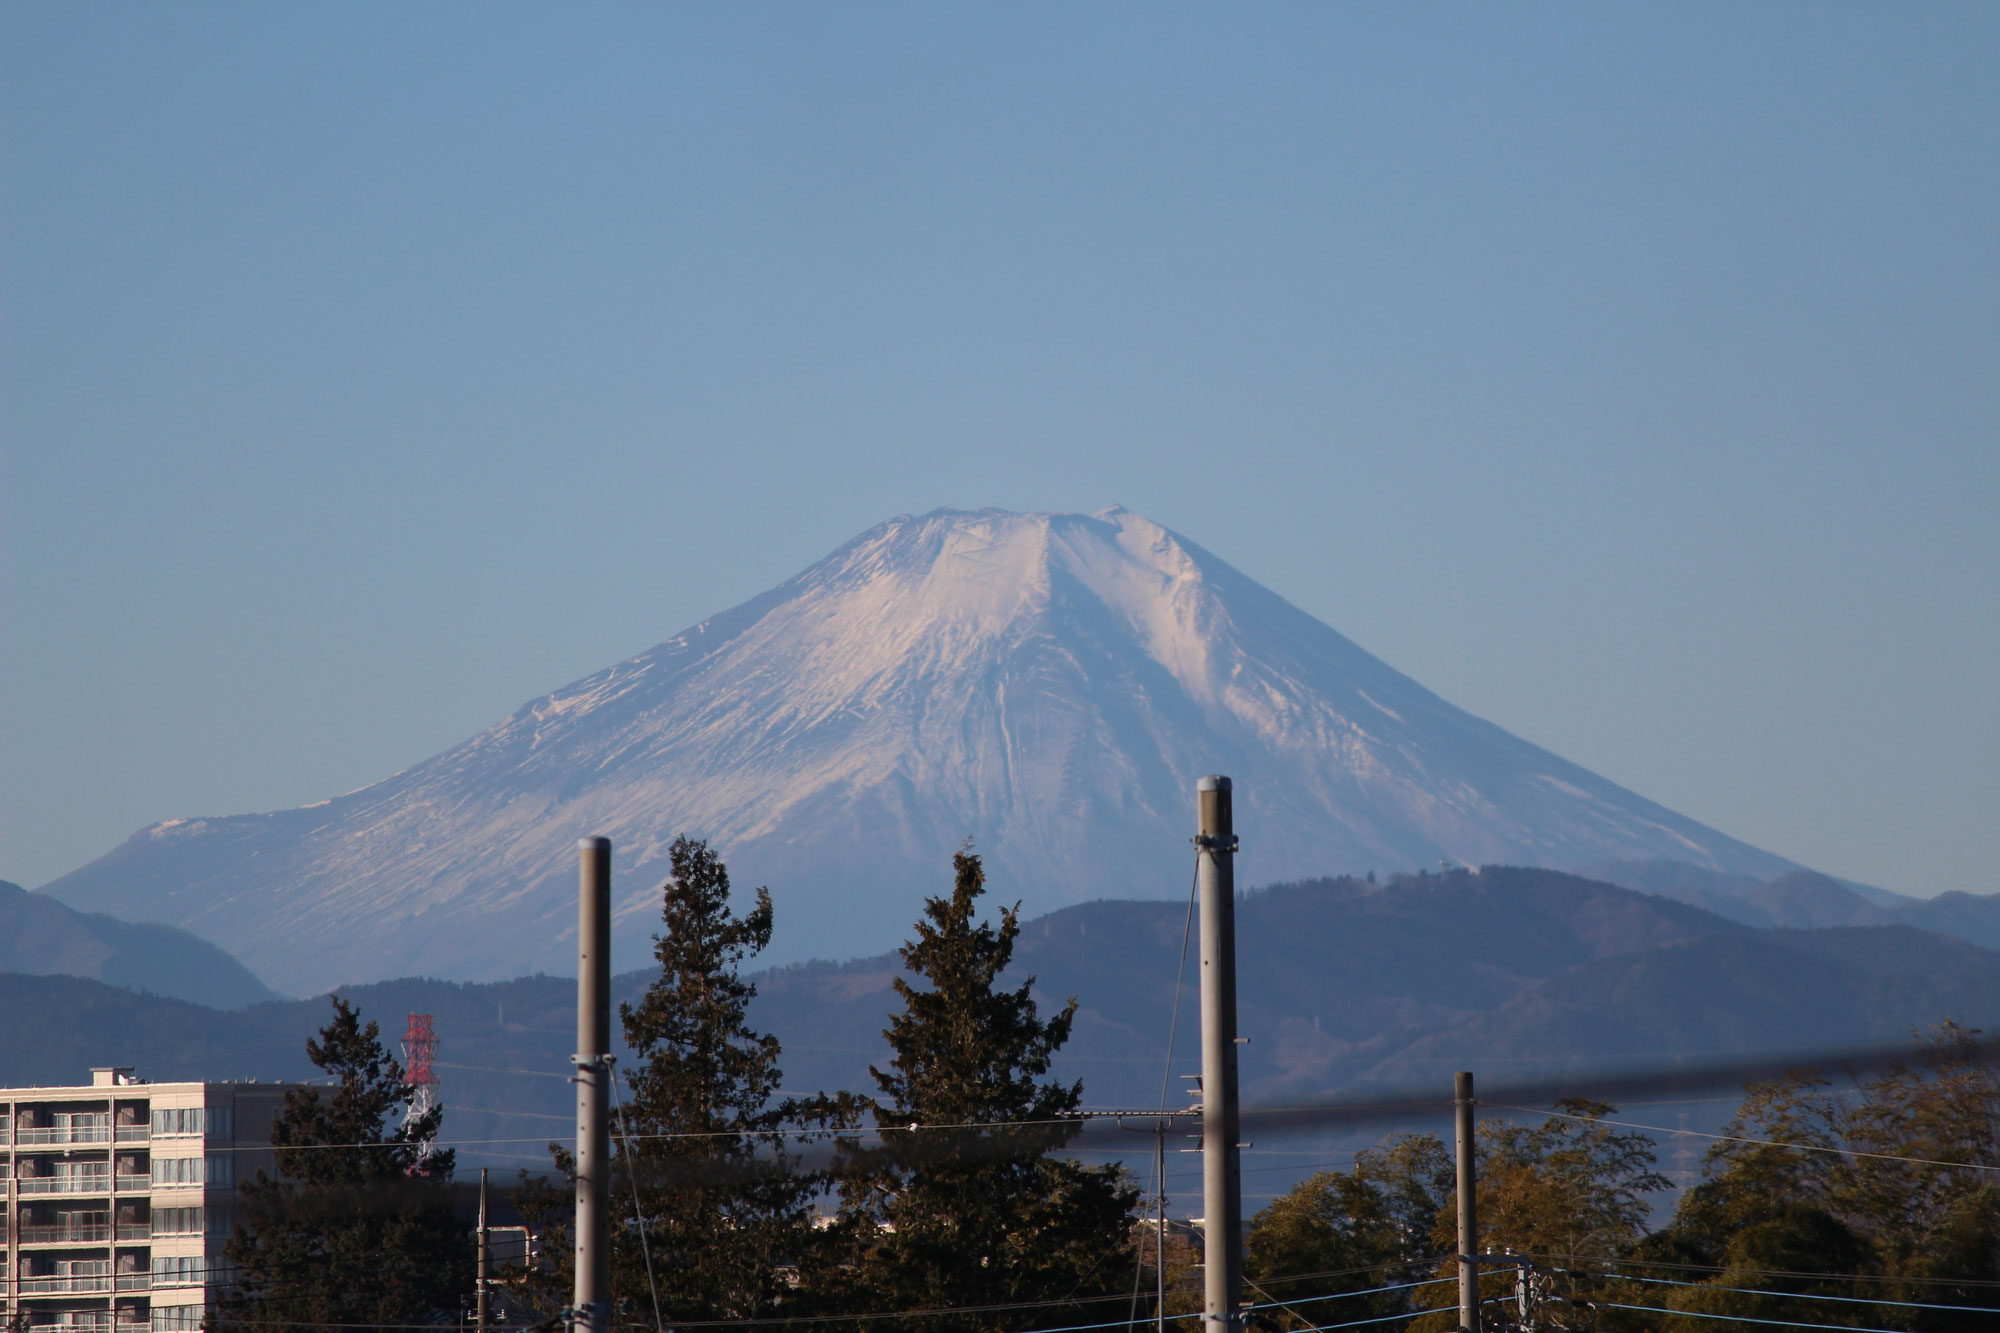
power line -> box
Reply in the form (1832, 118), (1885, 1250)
(195, 1258), (1447, 1331)
(1493, 1102), (2000, 1174)
(1594, 1297), (1941, 1333)
(1002, 1294), (1507, 1333)
(1156, 859), (1201, 1112)
(1245, 1275), (1453, 1307)
(1553, 1265), (1999, 1314)
(1514, 1249), (2000, 1290)
(437, 1062), (576, 1080)
(1218, 1032), (2000, 1146)
(1268, 1293), (1514, 1333)
(154, 1034), (2000, 1169)
(190, 1112), (1118, 1154)
(607, 1067), (663, 1333)
(1133, 858), (1199, 1333)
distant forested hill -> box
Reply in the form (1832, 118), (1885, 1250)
(6, 868), (1997, 1196)
(0, 879), (276, 1008)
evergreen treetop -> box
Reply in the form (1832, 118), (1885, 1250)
(511, 836), (851, 1327)
(852, 848), (1138, 1333)
(217, 997), (469, 1333)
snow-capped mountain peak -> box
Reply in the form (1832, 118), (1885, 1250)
(42, 507), (1793, 993)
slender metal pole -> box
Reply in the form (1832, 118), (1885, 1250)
(476, 1167), (490, 1331)
(1156, 1121), (1167, 1333)
(1197, 775), (1242, 1333)
(575, 837), (612, 1333)
(1455, 1070), (1480, 1333)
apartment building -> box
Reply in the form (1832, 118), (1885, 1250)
(2, 1068), (297, 1333)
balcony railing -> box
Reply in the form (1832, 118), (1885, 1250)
(16, 1223), (113, 1244)
(115, 1175), (151, 1194)
(116, 1223), (152, 1241)
(114, 1127), (150, 1143)
(115, 1275), (151, 1292)
(18, 1275), (113, 1294)
(16, 1127), (112, 1146)
(17, 1177), (112, 1196)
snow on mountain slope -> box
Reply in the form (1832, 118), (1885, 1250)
(41, 507), (1797, 993)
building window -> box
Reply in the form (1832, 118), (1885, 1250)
(150, 1308), (205, 1331)
(54, 1112), (111, 1142)
(152, 1207), (204, 1235)
(149, 1108), (230, 1138)
(149, 1256), (208, 1288)
(148, 1157), (233, 1188)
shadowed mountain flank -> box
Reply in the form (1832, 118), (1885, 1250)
(0, 880), (276, 1008)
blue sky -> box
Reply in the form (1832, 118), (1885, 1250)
(3, 3), (1995, 899)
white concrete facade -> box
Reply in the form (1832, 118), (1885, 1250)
(2, 1068), (296, 1333)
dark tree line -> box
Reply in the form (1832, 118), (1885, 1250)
(213, 999), (470, 1333)
(214, 841), (1999, 1333)
(220, 836), (1136, 1332)
(508, 838), (1137, 1331)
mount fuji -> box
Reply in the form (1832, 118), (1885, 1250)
(42, 507), (1797, 993)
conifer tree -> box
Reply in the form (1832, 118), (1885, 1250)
(216, 998), (470, 1333)
(514, 837), (849, 1325)
(849, 848), (1137, 1333)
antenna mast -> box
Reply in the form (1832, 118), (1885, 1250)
(402, 1012), (440, 1162)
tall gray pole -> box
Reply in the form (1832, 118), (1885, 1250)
(1156, 1122), (1167, 1333)
(1455, 1070), (1480, 1333)
(1197, 775), (1242, 1333)
(574, 837), (612, 1333)
(476, 1167), (490, 1331)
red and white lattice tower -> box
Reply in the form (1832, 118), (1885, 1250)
(401, 1012), (439, 1163)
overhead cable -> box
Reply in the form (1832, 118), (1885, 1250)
(1549, 1265), (1999, 1314)
(1493, 1102), (2000, 1174)
(1595, 1298), (1940, 1333)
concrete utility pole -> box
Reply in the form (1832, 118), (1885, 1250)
(574, 837), (613, 1333)
(1197, 775), (1243, 1333)
(476, 1167), (490, 1331)
(1156, 1122), (1168, 1333)
(1455, 1070), (1480, 1333)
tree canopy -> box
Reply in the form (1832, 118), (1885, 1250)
(846, 847), (1139, 1333)
(513, 836), (851, 1326)
(216, 997), (471, 1333)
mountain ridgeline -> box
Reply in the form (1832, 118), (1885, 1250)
(0, 879), (275, 1008)
(6, 867), (1998, 1199)
(41, 507), (1801, 994)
